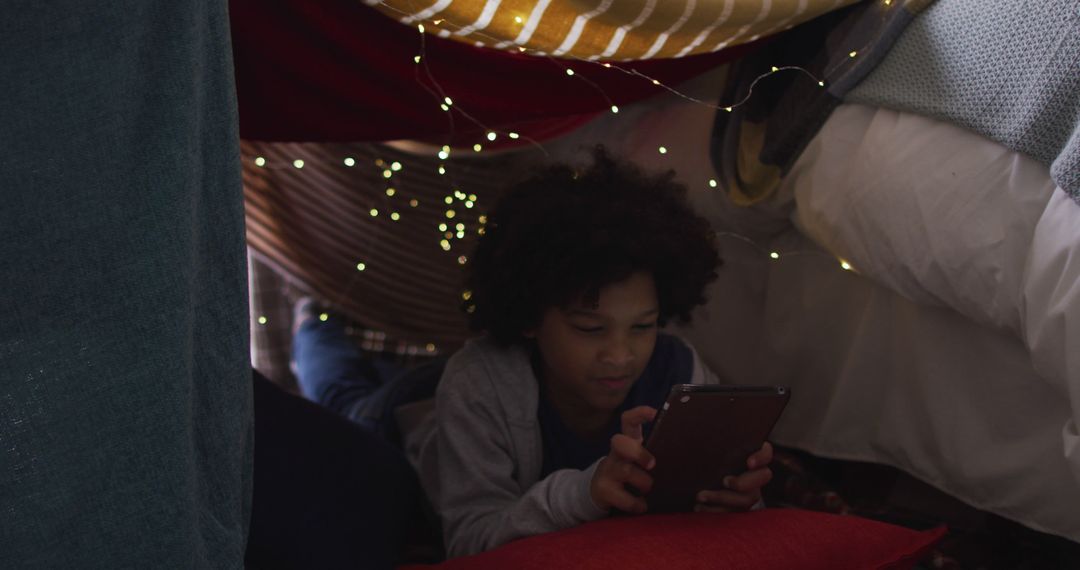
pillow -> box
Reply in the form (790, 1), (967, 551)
(399, 509), (945, 570)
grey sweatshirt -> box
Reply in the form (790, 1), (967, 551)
(401, 335), (719, 558)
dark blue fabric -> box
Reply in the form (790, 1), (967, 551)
(1, 2), (251, 567)
(538, 334), (693, 477)
(247, 371), (425, 570)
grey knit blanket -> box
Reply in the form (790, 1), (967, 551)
(849, 0), (1080, 201)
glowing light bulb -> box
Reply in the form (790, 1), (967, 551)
(414, 55), (421, 64)
(456, 223), (465, 231)
(356, 262), (366, 271)
(566, 69), (575, 76)
(390, 212), (400, 221)
(724, 107), (733, 112)
(610, 105), (619, 114)
(468, 194), (477, 201)
(390, 161), (402, 171)
(462, 290), (472, 300)
(409, 199), (419, 207)
(771, 66), (779, 72)
(769, 252), (780, 260)
(465, 201), (474, 208)
(514, 16), (523, 24)
(438, 165), (446, 175)
(418, 24), (425, 33)
(818, 81), (825, 87)
(257, 316), (267, 325)
(254, 157), (266, 167)
(444, 97), (453, 106)
(439, 223), (448, 231)
(444, 196), (453, 205)
(440, 104), (450, 112)
(344, 157), (355, 167)
(440, 240), (451, 251)
(509, 132), (520, 139)
(849, 51), (857, 58)
(369, 208), (379, 217)
(386, 188), (396, 196)
(840, 261), (853, 271)
(658, 146), (667, 154)
(708, 179), (718, 188)
(486, 132), (497, 141)
(382, 169), (392, 178)
(446, 209), (456, 219)
(473, 143), (482, 152)
(319, 313), (328, 322)
(457, 256), (467, 265)
(438, 150), (449, 160)
(293, 159), (304, 169)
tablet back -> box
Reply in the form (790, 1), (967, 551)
(644, 385), (790, 513)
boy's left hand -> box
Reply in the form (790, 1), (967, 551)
(694, 442), (774, 513)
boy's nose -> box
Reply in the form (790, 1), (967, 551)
(600, 341), (633, 367)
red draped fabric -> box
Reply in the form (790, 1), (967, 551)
(229, 0), (756, 144)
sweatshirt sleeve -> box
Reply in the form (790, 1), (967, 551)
(432, 363), (608, 558)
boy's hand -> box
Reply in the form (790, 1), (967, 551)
(694, 442), (774, 513)
(590, 406), (657, 514)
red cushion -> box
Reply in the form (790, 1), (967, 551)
(401, 509), (946, 570)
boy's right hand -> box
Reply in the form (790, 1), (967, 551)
(589, 406), (657, 514)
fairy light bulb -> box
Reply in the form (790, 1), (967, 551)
(257, 316), (268, 325)
(565, 69), (575, 76)
(319, 313), (329, 322)
(840, 260), (853, 271)
(770, 252), (780, 260)
(369, 208), (379, 217)
(390, 161), (402, 171)
(386, 188), (396, 197)
(409, 199), (419, 207)
(418, 24), (425, 33)
(658, 146), (668, 154)
(610, 105), (619, 114)
(382, 169), (392, 179)
(486, 132), (497, 141)
(473, 143), (482, 152)
(344, 157), (355, 167)
(708, 179), (718, 188)
(356, 262), (367, 271)
(414, 55), (421, 64)
(509, 132), (520, 139)
(254, 157), (266, 167)
(438, 165), (446, 175)
(390, 212), (401, 221)
(293, 159), (304, 169)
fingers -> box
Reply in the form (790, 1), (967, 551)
(696, 488), (760, 512)
(746, 441), (774, 470)
(620, 406), (657, 441)
(725, 467), (773, 494)
(610, 433), (655, 470)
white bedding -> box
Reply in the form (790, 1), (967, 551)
(547, 87), (1080, 542)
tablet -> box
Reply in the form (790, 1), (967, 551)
(643, 384), (790, 513)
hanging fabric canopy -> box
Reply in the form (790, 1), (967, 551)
(229, 0), (762, 143)
(370, 0), (859, 61)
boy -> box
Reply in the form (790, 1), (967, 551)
(293, 148), (773, 559)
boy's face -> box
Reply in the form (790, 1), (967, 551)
(528, 271), (660, 419)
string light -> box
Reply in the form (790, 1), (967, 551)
(462, 290), (472, 300)
(849, 51), (857, 58)
(610, 105), (619, 114)
(457, 255), (467, 265)
(486, 132), (497, 141)
(344, 157), (356, 167)
(426, 343), (436, 352)
(414, 55), (422, 64)
(509, 132), (520, 139)
(444, 196), (453, 205)
(293, 159), (304, 169)
(439, 223), (448, 231)
(444, 97), (453, 106)
(565, 69), (575, 76)
(257, 316), (268, 325)
(356, 262), (366, 271)
(369, 208), (379, 217)
(390, 212), (401, 221)
(658, 146), (668, 154)
(465, 200), (474, 208)
(386, 188), (396, 196)
(382, 169), (393, 178)
(446, 209), (456, 218)
(840, 260), (853, 271)
(441, 103), (450, 112)
(409, 199), (419, 207)
(254, 157), (266, 167)
(440, 239), (451, 251)
(319, 313), (329, 322)
(708, 179), (718, 188)
(391, 161), (403, 171)
(513, 16), (523, 24)
(770, 252), (780, 259)
(473, 143), (482, 152)
(438, 165), (446, 175)
(417, 23), (425, 33)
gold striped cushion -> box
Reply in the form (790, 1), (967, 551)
(367, 0), (860, 61)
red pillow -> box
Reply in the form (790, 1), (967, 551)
(401, 509), (945, 570)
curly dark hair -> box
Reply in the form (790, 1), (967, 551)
(464, 147), (721, 345)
